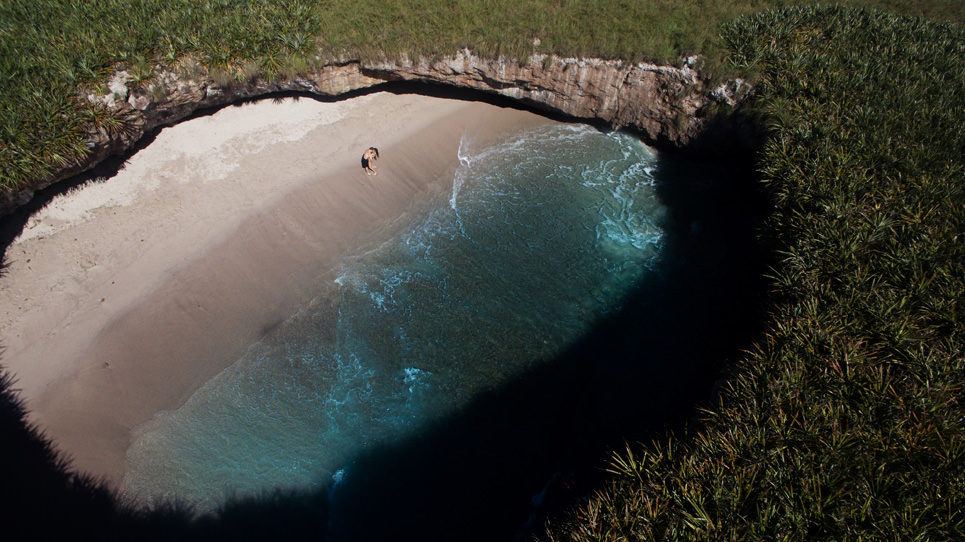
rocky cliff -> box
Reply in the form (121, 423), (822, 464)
(1, 51), (753, 216)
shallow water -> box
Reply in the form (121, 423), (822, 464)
(122, 122), (666, 511)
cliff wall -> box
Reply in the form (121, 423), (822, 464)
(1, 51), (754, 215)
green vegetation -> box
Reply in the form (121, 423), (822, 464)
(0, 1), (962, 194)
(545, 6), (963, 539)
(0, 2), (962, 538)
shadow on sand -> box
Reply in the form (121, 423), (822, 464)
(0, 89), (769, 540)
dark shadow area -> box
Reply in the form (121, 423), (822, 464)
(317, 136), (770, 541)
(0, 102), (769, 539)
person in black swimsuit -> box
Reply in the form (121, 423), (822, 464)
(361, 147), (379, 175)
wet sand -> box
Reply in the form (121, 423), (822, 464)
(0, 92), (550, 484)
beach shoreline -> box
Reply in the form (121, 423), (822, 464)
(0, 93), (550, 485)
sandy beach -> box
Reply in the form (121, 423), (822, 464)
(0, 92), (550, 485)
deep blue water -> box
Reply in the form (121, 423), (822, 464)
(122, 122), (666, 511)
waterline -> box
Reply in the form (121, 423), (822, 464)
(122, 123), (666, 512)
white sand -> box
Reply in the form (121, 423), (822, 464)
(0, 92), (550, 483)
(17, 98), (351, 243)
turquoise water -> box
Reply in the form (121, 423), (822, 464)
(122, 122), (666, 511)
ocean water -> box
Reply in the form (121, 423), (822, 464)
(122, 122), (667, 512)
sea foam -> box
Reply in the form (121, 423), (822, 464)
(122, 123), (666, 512)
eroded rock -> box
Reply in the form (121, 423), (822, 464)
(2, 52), (756, 217)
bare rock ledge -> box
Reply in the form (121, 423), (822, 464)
(1, 51), (755, 216)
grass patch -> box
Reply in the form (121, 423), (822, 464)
(0, 1), (962, 195)
(544, 6), (963, 539)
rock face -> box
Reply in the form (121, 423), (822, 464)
(370, 52), (710, 145)
(1, 51), (754, 216)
